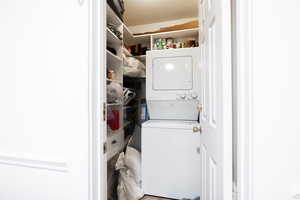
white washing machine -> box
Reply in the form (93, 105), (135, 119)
(142, 120), (201, 199)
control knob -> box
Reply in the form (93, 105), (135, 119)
(180, 94), (187, 100)
(191, 93), (198, 99)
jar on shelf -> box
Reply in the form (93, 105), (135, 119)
(108, 70), (115, 80)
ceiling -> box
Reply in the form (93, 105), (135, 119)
(124, 0), (198, 26)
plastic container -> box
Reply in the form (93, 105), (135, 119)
(108, 110), (120, 131)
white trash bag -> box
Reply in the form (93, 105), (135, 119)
(116, 147), (143, 200)
(107, 82), (123, 103)
(123, 54), (146, 78)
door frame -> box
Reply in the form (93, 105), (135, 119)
(233, 0), (254, 199)
(90, 0), (107, 200)
(92, 0), (255, 199)
(198, 0), (233, 198)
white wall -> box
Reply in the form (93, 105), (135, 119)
(128, 17), (198, 34)
(251, 0), (300, 199)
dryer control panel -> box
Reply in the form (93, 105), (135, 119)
(177, 92), (199, 100)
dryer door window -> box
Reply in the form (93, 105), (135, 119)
(152, 56), (193, 90)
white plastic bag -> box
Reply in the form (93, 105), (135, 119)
(124, 147), (142, 186)
(123, 54), (146, 78)
(107, 82), (123, 103)
(116, 147), (143, 200)
(124, 66), (145, 77)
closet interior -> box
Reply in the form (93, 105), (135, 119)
(105, 0), (200, 199)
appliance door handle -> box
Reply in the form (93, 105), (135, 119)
(194, 103), (203, 134)
(193, 125), (202, 134)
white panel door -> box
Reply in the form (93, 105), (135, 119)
(0, 0), (91, 200)
(199, 0), (232, 199)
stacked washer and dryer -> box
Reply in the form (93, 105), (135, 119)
(142, 47), (202, 199)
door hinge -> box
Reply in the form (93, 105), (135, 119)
(197, 103), (203, 112)
(103, 142), (107, 154)
(103, 103), (106, 121)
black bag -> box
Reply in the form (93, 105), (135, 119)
(107, 0), (125, 21)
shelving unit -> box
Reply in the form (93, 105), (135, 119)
(106, 50), (122, 62)
(106, 50), (123, 83)
(123, 24), (135, 46)
(106, 79), (122, 84)
(123, 24), (151, 50)
(106, 4), (125, 161)
(123, 105), (139, 110)
(123, 23), (199, 51)
(107, 28), (122, 47)
(107, 132), (125, 160)
(106, 4), (123, 27)
(108, 103), (123, 106)
(150, 28), (199, 39)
